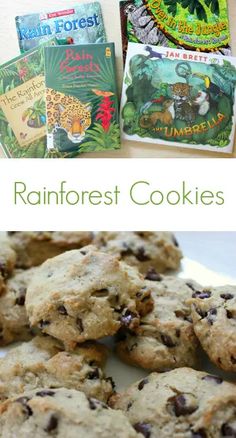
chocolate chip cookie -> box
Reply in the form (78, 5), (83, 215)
(0, 387), (139, 437)
(190, 285), (236, 372)
(25, 246), (153, 349)
(0, 336), (114, 402)
(116, 276), (201, 371)
(0, 268), (38, 345)
(110, 367), (236, 437)
(8, 231), (93, 268)
(94, 232), (182, 274)
(0, 235), (16, 292)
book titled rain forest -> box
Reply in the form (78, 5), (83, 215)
(16, 2), (106, 53)
(44, 43), (120, 156)
(0, 39), (57, 158)
(120, 0), (231, 62)
(121, 43), (236, 153)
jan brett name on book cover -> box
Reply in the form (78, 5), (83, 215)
(44, 43), (120, 156)
(0, 39), (56, 158)
(121, 43), (236, 153)
(120, 0), (231, 62)
(15, 2), (106, 53)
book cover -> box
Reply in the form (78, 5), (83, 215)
(121, 42), (236, 153)
(120, 0), (231, 62)
(16, 2), (106, 53)
(44, 43), (120, 156)
(0, 39), (57, 158)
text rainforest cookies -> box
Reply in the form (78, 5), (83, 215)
(13, 180), (224, 206)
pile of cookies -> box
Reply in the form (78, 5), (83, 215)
(0, 231), (235, 437)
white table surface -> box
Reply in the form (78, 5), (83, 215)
(0, 0), (236, 158)
(176, 232), (236, 280)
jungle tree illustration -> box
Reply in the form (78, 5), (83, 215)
(0, 67), (18, 81)
(163, 0), (220, 22)
(211, 60), (236, 97)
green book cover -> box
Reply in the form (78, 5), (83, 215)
(120, 0), (231, 62)
(44, 43), (120, 156)
(121, 43), (236, 153)
(0, 39), (57, 158)
(15, 2), (107, 54)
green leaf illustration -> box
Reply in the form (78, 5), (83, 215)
(205, 0), (220, 16)
(163, 0), (209, 22)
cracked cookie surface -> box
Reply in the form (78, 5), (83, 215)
(0, 387), (139, 437)
(94, 232), (182, 274)
(116, 276), (201, 371)
(0, 268), (38, 345)
(0, 336), (114, 402)
(25, 246), (153, 349)
(0, 236), (16, 292)
(190, 285), (236, 372)
(8, 232), (93, 268)
(110, 367), (236, 438)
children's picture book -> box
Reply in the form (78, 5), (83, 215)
(0, 39), (57, 158)
(44, 43), (120, 155)
(120, 0), (231, 62)
(16, 2), (106, 53)
(121, 43), (236, 153)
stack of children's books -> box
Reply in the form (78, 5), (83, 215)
(0, 0), (236, 156)
(0, 2), (120, 158)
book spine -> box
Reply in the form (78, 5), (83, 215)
(109, 43), (120, 124)
(15, 16), (24, 53)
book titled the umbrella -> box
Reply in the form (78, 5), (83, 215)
(121, 43), (236, 153)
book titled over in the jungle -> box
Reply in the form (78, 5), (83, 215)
(120, 0), (231, 62)
(121, 43), (236, 153)
(44, 43), (120, 155)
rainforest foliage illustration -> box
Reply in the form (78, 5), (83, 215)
(162, 0), (220, 21)
(44, 45), (120, 155)
(122, 48), (236, 148)
(0, 43), (120, 158)
(47, 90), (120, 155)
(0, 46), (47, 158)
(122, 0), (230, 53)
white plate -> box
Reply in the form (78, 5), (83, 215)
(0, 256), (236, 389)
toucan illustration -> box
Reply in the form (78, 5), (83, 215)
(193, 73), (222, 97)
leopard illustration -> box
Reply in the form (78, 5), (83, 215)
(170, 83), (196, 124)
(46, 88), (92, 144)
